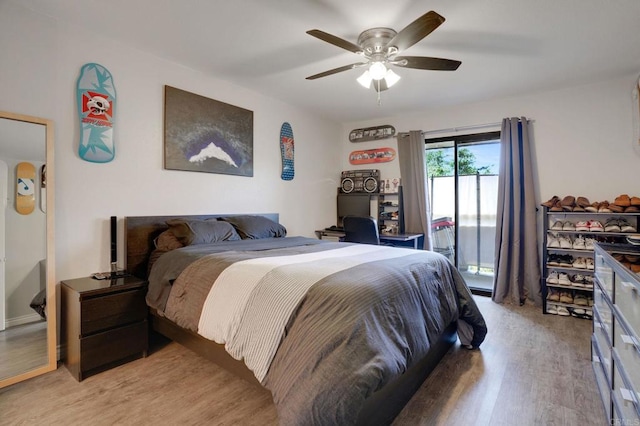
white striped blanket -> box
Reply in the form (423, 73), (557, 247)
(197, 244), (415, 382)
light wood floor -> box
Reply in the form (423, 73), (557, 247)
(0, 296), (605, 425)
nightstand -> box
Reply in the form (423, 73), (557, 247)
(61, 275), (148, 381)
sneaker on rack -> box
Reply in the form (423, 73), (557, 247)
(584, 237), (596, 251)
(571, 274), (585, 287)
(559, 291), (574, 304)
(547, 254), (559, 266)
(575, 221), (590, 232)
(589, 220), (604, 232)
(558, 273), (571, 285)
(546, 271), (559, 284)
(557, 306), (571, 316)
(585, 202), (599, 213)
(599, 202), (613, 213)
(547, 233), (561, 248)
(573, 257), (587, 269)
(586, 257), (595, 270)
(583, 275), (594, 289)
(572, 235), (587, 250)
(547, 288), (560, 301)
(550, 220), (564, 231)
(547, 304), (558, 315)
(559, 235), (573, 249)
(618, 218), (637, 233)
(604, 218), (621, 232)
(559, 254), (574, 267)
(574, 293), (589, 306)
(563, 221), (576, 231)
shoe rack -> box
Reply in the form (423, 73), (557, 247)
(378, 185), (405, 234)
(541, 195), (640, 319)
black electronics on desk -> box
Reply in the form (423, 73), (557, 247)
(339, 169), (379, 194)
(337, 193), (373, 228)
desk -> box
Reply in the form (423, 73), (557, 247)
(315, 230), (423, 249)
(380, 233), (423, 249)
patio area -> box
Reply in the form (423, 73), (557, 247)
(460, 270), (494, 293)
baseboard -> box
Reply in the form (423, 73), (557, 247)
(5, 313), (43, 328)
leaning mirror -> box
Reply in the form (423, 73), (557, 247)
(0, 110), (56, 388)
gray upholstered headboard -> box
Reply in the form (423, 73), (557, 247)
(124, 213), (279, 279)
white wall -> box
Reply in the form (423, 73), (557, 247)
(342, 74), (640, 206)
(0, 2), (342, 284)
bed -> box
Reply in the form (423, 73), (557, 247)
(125, 213), (487, 425)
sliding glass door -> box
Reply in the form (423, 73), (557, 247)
(426, 132), (500, 294)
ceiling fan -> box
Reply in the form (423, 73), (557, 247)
(306, 11), (461, 94)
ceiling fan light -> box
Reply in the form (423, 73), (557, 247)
(384, 69), (401, 88)
(357, 70), (372, 88)
(369, 62), (387, 80)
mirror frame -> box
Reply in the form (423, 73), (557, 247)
(0, 110), (56, 388)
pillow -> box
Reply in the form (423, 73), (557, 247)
(154, 230), (184, 251)
(166, 219), (241, 246)
(219, 215), (287, 239)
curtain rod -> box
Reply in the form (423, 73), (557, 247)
(397, 118), (533, 138)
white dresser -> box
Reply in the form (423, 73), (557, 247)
(592, 242), (640, 422)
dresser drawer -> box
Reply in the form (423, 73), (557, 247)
(612, 389), (640, 426)
(594, 284), (613, 332)
(593, 308), (612, 383)
(80, 320), (148, 372)
(595, 251), (614, 299)
(612, 350), (640, 420)
(592, 337), (612, 420)
(614, 316), (640, 394)
(81, 288), (147, 335)
(614, 270), (640, 333)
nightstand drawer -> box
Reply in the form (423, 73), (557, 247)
(80, 320), (148, 372)
(81, 288), (147, 335)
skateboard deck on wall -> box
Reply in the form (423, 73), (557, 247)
(349, 125), (395, 142)
(77, 63), (117, 163)
(349, 147), (396, 165)
(16, 162), (36, 215)
(280, 122), (294, 180)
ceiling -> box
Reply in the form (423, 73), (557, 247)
(18, 0), (640, 123)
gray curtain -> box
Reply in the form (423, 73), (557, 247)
(492, 117), (541, 305)
(398, 130), (432, 250)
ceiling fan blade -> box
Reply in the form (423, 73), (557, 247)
(306, 63), (368, 80)
(394, 56), (461, 71)
(307, 29), (363, 54)
(386, 11), (445, 52)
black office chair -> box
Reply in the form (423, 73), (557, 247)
(343, 216), (380, 245)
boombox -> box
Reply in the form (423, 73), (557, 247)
(340, 169), (380, 193)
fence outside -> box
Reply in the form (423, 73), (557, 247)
(428, 174), (498, 274)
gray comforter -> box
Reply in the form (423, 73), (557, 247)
(147, 237), (487, 425)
